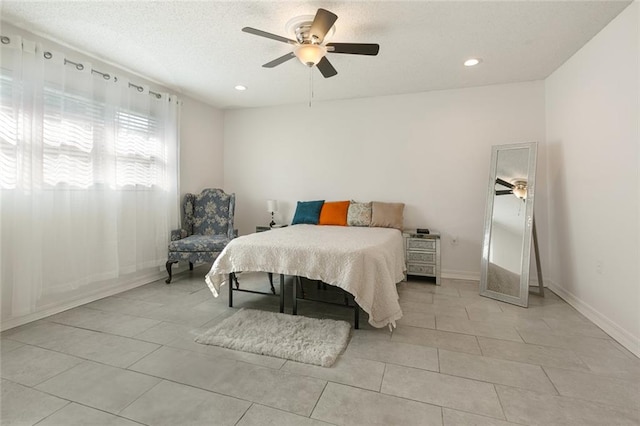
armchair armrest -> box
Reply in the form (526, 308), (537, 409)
(171, 229), (188, 241)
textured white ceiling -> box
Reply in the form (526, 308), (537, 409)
(1, 1), (631, 109)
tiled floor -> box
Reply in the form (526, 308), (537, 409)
(1, 267), (639, 425)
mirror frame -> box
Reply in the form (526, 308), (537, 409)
(480, 142), (538, 307)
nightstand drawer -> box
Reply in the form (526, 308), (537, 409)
(407, 263), (436, 276)
(407, 239), (436, 251)
(406, 251), (436, 264)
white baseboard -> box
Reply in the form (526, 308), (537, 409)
(1, 269), (169, 332)
(442, 269), (480, 281)
(548, 280), (640, 358)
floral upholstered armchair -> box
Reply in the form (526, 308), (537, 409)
(166, 188), (236, 284)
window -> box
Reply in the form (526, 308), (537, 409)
(0, 75), (166, 190)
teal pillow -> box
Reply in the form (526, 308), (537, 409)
(292, 200), (325, 225)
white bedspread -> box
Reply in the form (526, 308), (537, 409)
(205, 224), (405, 328)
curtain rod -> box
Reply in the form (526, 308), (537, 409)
(2, 34), (168, 101)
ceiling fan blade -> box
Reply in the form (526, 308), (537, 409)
(242, 27), (297, 45)
(309, 8), (338, 43)
(495, 190), (513, 196)
(316, 56), (338, 78)
(262, 52), (296, 68)
(496, 178), (514, 189)
(326, 43), (380, 56)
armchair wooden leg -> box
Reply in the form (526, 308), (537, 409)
(165, 261), (178, 284)
(189, 262), (194, 271)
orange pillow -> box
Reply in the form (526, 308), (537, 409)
(318, 201), (350, 226)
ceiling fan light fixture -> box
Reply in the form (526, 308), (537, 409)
(294, 43), (327, 67)
(511, 180), (528, 199)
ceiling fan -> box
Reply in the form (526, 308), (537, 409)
(495, 178), (528, 200)
(242, 8), (380, 78)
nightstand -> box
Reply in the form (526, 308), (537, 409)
(402, 230), (441, 285)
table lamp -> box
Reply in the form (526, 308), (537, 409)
(267, 199), (278, 228)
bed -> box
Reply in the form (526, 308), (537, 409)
(204, 224), (405, 328)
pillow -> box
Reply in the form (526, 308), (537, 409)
(291, 200), (325, 225)
(347, 201), (372, 227)
(370, 202), (405, 230)
(319, 201), (350, 226)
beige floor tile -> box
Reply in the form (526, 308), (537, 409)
(142, 303), (222, 327)
(238, 404), (333, 426)
(0, 338), (24, 355)
(433, 295), (503, 313)
(398, 281), (461, 296)
(38, 403), (140, 426)
(4, 321), (159, 368)
(397, 310), (437, 329)
(440, 279), (479, 291)
(496, 385), (640, 425)
(312, 382), (443, 426)
(1, 379), (69, 426)
(542, 317), (610, 339)
(381, 364), (504, 419)
(282, 356), (385, 391)
(518, 329), (630, 359)
(544, 366), (640, 410)
(578, 352), (640, 380)
(84, 295), (165, 317)
(48, 306), (160, 337)
(443, 408), (522, 425)
(477, 337), (590, 371)
(392, 325), (481, 354)
(397, 288), (435, 303)
(439, 349), (557, 394)
(167, 332), (286, 369)
(399, 301), (469, 318)
(436, 317), (523, 342)
(1, 344), (83, 387)
(466, 310), (552, 332)
(343, 334), (439, 372)
(129, 346), (326, 416)
(351, 327), (392, 341)
(120, 380), (250, 426)
(132, 321), (194, 345)
(35, 360), (160, 414)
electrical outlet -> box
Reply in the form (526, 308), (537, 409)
(451, 236), (458, 246)
(596, 260), (603, 274)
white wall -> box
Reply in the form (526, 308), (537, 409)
(223, 81), (546, 279)
(545, 2), (639, 355)
(179, 98), (225, 199)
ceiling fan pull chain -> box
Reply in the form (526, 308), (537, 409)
(308, 67), (313, 108)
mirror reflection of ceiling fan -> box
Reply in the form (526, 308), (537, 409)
(495, 178), (528, 199)
(242, 8), (380, 78)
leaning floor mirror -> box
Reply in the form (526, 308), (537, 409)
(480, 142), (542, 307)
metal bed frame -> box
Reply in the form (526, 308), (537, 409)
(227, 272), (360, 328)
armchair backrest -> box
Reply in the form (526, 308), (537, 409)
(182, 188), (235, 239)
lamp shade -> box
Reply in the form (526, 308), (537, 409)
(294, 44), (327, 66)
(267, 199), (278, 213)
(512, 181), (528, 200)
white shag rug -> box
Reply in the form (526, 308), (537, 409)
(195, 309), (351, 367)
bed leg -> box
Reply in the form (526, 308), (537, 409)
(354, 304), (359, 329)
(279, 274), (285, 313)
(293, 276), (298, 315)
(228, 273), (233, 307)
(268, 273), (275, 294)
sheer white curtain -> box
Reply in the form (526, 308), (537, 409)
(0, 36), (179, 327)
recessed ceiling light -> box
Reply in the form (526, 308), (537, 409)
(464, 58), (482, 67)
(234, 85), (247, 91)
